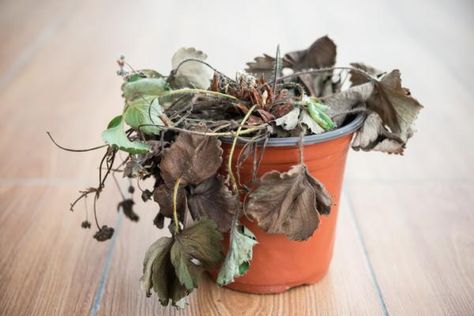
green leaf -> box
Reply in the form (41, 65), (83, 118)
(123, 96), (164, 135)
(170, 219), (224, 290)
(101, 115), (149, 154)
(217, 224), (257, 286)
(304, 96), (335, 131)
(122, 77), (169, 100)
(140, 236), (189, 308)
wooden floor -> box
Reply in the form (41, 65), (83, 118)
(1, 0), (473, 315)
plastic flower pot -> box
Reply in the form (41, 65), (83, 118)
(215, 114), (365, 294)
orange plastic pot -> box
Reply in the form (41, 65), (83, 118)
(213, 114), (364, 294)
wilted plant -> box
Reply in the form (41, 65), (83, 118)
(49, 36), (422, 308)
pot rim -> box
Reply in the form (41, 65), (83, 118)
(221, 113), (365, 147)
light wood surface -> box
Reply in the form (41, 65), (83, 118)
(0, 0), (473, 315)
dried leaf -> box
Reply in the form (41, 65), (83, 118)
(93, 225), (114, 242)
(284, 36), (337, 71)
(217, 224), (257, 286)
(274, 107), (300, 130)
(349, 62), (385, 86)
(117, 198), (139, 222)
(246, 164), (332, 240)
(245, 54), (277, 79)
(160, 132), (223, 186)
(170, 219), (224, 290)
(153, 184), (186, 220)
(101, 115), (149, 154)
(300, 109), (324, 135)
(170, 47), (213, 89)
(352, 70), (423, 154)
(322, 82), (374, 125)
(187, 176), (238, 232)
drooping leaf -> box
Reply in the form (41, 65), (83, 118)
(140, 237), (189, 307)
(274, 107), (300, 131)
(187, 176), (238, 232)
(170, 47), (213, 89)
(349, 62), (385, 86)
(170, 219), (224, 290)
(117, 198), (139, 221)
(101, 115), (149, 154)
(123, 96), (164, 135)
(351, 70), (423, 154)
(122, 77), (169, 101)
(93, 225), (114, 242)
(160, 132), (223, 187)
(217, 224), (257, 286)
(153, 184), (186, 220)
(246, 164), (332, 241)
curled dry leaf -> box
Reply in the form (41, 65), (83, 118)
(160, 131), (223, 187)
(117, 198), (139, 222)
(187, 176), (238, 232)
(93, 225), (114, 242)
(352, 69), (422, 154)
(217, 224), (257, 286)
(170, 47), (213, 89)
(246, 164), (332, 241)
(274, 107), (300, 131)
(141, 219), (223, 307)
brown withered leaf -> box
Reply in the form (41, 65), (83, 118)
(284, 36), (337, 71)
(352, 70), (422, 154)
(246, 164), (332, 241)
(93, 225), (114, 242)
(322, 82), (374, 125)
(160, 132), (223, 186)
(117, 198), (139, 221)
(349, 62), (385, 86)
(154, 184), (186, 220)
(187, 176), (238, 232)
(245, 54), (279, 80)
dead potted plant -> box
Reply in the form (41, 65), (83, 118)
(49, 36), (423, 309)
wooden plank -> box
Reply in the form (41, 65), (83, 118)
(0, 185), (119, 315)
(98, 193), (383, 316)
(346, 181), (474, 315)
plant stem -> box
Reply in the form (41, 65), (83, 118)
(228, 105), (257, 194)
(160, 88), (239, 102)
(172, 177), (182, 234)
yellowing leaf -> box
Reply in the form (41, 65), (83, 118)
(101, 115), (149, 154)
(246, 164), (332, 241)
(217, 224), (257, 286)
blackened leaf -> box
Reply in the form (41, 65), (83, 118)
(246, 164), (332, 241)
(160, 132), (223, 186)
(284, 36), (337, 71)
(81, 220), (91, 229)
(117, 198), (139, 222)
(101, 115), (149, 154)
(153, 213), (165, 229)
(93, 225), (114, 242)
(140, 237), (189, 307)
(153, 184), (186, 219)
(142, 189), (153, 202)
(217, 224), (257, 286)
(171, 219), (224, 290)
(187, 176), (238, 232)
(170, 48), (213, 89)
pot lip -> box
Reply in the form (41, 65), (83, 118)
(221, 113), (365, 147)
